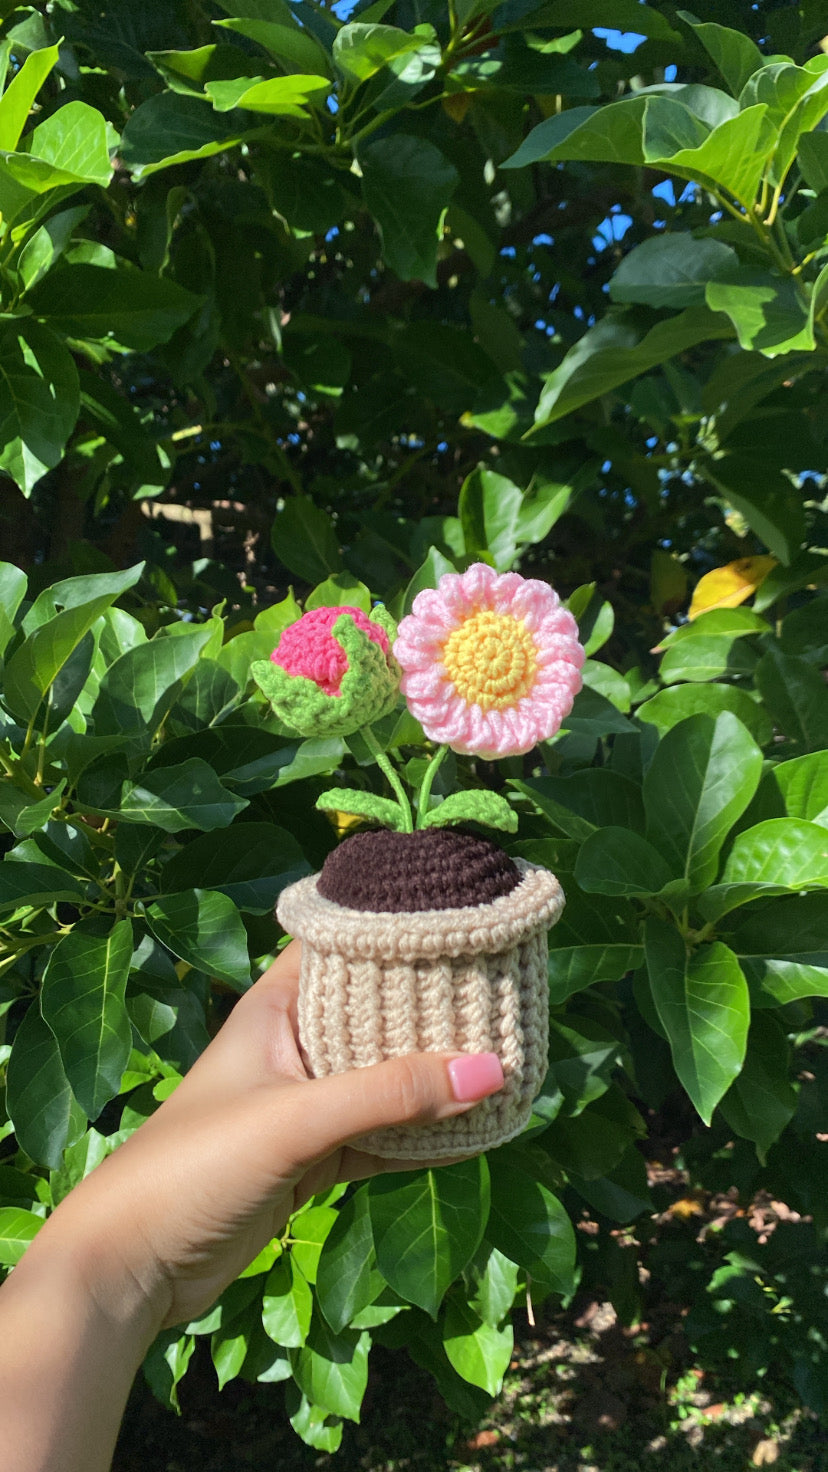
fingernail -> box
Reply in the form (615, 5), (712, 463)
(448, 1052), (504, 1103)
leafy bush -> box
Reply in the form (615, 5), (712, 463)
(0, 0), (827, 1449)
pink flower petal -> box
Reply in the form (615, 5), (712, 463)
(394, 562), (585, 758)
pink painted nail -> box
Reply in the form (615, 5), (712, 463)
(448, 1052), (504, 1103)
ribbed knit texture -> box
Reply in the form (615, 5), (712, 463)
(317, 828), (521, 912)
(276, 859), (564, 1158)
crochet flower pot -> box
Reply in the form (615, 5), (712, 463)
(254, 563), (585, 1159)
(276, 829), (565, 1159)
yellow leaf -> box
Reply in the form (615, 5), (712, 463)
(688, 556), (777, 620)
(442, 92), (472, 124)
(325, 809), (364, 839)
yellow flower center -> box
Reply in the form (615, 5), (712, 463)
(441, 610), (538, 712)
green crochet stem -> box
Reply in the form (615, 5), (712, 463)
(361, 726), (414, 833)
(416, 743), (449, 828)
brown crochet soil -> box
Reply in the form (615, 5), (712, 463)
(317, 828), (521, 912)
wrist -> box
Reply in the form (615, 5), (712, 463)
(31, 1177), (171, 1352)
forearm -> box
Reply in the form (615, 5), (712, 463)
(0, 1207), (164, 1472)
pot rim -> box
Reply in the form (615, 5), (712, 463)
(276, 858), (564, 961)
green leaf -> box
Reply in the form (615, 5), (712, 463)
(544, 1083), (644, 1179)
(40, 920), (133, 1119)
(403, 546), (458, 613)
(286, 1388), (343, 1452)
(161, 822), (310, 913)
(743, 59), (828, 186)
(511, 770), (644, 841)
(752, 550), (828, 612)
(3, 571), (141, 722)
(290, 1320), (369, 1423)
(304, 573), (371, 613)
(547, 887), (643, 1002)
(548, 941), (644, 1004)
(755, 646), (828, 752)
(720, 1012), (797, 1160)
(262, 1256), (313, 1348)
(289, 1203), (338, 1284)
(642, 712), (763, 890)
(659, 632), (758, 684)
(577, 591), (614, 657)
(636, 682), (772, 746)
(653, 105), (775, 211)
(212, 1303), (257, 1390)
(146, 42), (261, 96)
(610, 233), (740, 310)
(727, 892), (828, 1006)
(0, 319), (80, 497)
(570, 1145), (652, 1224)
(0, 1206), (43, 1266)
(514, 476), (574, 546)
(502, 96), (677, 172)
(546, 1016), (621, 1117)
(120, 92), (251, 177)
(316, 1188), (383, 1335)
(0, 860), (86, 912)
(487, 1154), (576, 1296)
(469, 1245), (519, 1328)
(215, 19), (332, 77)
(644, 920), (749, 1124)
(269, 737), (346, 788)
(798, 129), (828, 192)
(0, 561), (26, 656)
(271, 495), (342, 582)
(28, 264), (201, 351)
(333, 22), (425, 82)
(677, 12), (762, 95)
(575, 827), (673, 897)
(316, 789), (406, 831)
(92, 623), (215, 741)
(0, 779), (66, 838)
(22, 566), (146, 629)
(205, 74), (329, 115)
(117, 760), (248, 832)
(15, 101), (114, 190)
(771, 751), (828, 826)
(359, 135), (458, 288)
(458, 466), (523, 571)
(5, 1003), (87, 1168)
(0, 42), (59, 151)
(780, 596), (828, 666)
(699, 818), (828, 922)
(422, 790), (518, 834)
(530, 307), (731, 430)
(658, 608), (770, 646)
(442, 1298), (513, 1396)
(143, 1329), (195, 1414)
(145, 889), (251, 991)
(706, 274), (814, 358)
(369, 1158), (489, 1319)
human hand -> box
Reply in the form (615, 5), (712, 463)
(53, 940), (505, 1333)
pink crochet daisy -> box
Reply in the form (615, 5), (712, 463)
(394, 563), (585, 759)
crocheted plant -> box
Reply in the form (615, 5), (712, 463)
(253, 566), (585, 836)
(265, 566), (585, 1157)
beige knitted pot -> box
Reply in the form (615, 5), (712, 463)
(276, 859), (564, 1158)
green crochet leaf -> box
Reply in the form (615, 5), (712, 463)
(316, 789), (407, 831)
(422, 791), (519, 834)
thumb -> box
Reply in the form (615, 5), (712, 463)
(277, 1051), (504, 1168)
